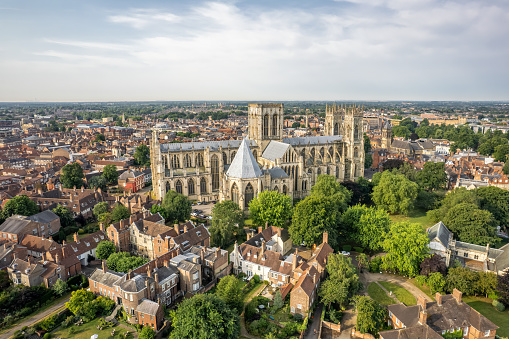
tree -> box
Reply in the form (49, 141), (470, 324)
(215, 275), (243, 314)
(476, 186), (509, 228)
(364, 154), (373, 168)
(273, 290), (283, 310)
(94, 134), (105, 142)
(445, 267), (479, 296)
(428, 187), (478, 223)
(111, 203), (130, 223)
(134, 144), (150, 167)
(290, 195), (340, 248)
(66, 289), (95, 316)
(52, 205), (75, 228)
(311, 174), (352, 212)
(60, 163), (84, 189)
(52, 278), (68, 296)
(363, 133), (372, 154)
(497, 270), (509, 306)
(291, 122), (300, 128)
(419, 254), (447, 276)
(161, 190), (191, 223)
(170, 294), (240, 339)
(248, 190), (292, 228)
(382, 222), (429, 277)
(342, 205), (391, 252)
(139, 326), (155, 339)
(503, 161), (509, 175)
(88, 175), (107, 190)
(381, 159), (405, 172)
(102, 164), (119, 184)
(372, 171), (419, 215)
(340, 177), (373, 206)
(353, 296), (386, 335)
(475, 272), (498, 298)
(443, 203), (498, 246)
(96, 241), (116, 260)
(427, 272), (445, 294)
(2, 195), (39, 218)
(106, 252), (148, 273)
(210, 201), (244, 248)
(417, 162), (447, 191)
(493, 144), (509, 162)
(93, 202), (109, 220)
(319, 254), (361, 308)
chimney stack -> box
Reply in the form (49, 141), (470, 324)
(277, 227), (281, 238)
(128, 269), (133, 279)
(147, 265), (152, 278)
(56, 253), (60, 264)
(247, 232), (251, 240)
(102, 260), (107, 273)
(164, 260), (169, 267)
(100, 223), (105, 232)
(436, 292), (443, 306)
(261, 241), (266, 255)
(62, 240), (66, 246)
(41, 252), (46, 261)
(216, 247), (221, 259)
(418, 295), (427, 311)
(292, 248), (298, 271)
(258, 226), (263, 234)
(174, 224), (180, 235)
(323, 231), (328, 244)
(265, 222), (268, 230)
(61, 247), (65, 258)
(183, 224), (188, 233)
(418, 309), (428, 325)
(201, 248), (205, 264)
(145, 279), (151, 299)
(73, 233), (79, 243)
(313, 274), (317, 284)
(453, 289), (462, 304)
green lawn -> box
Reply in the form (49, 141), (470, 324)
(367, 282), (396, 306)
(243, 282), (263, 302)
(463, 296), (509, 337)
(389, 210), (434, 230)
(379, 281), (416, 306)
(51, 318), (133, 339)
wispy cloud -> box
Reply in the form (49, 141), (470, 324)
(108, 8), (181, 29)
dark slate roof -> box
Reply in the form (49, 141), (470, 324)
(154, 265), (179, 282)
(160, 139), (256, 152)
(89, 268), (124, 288)
(380, 324), (443, 339)
(27, 210), (59, 224)
(454, 241), (503, 259)
(427, 222), (451, 248)
(265, 167), (288, 179)
(0, 216), (32, 234)
(119, 274), (154, 292)
(282, 135), (341, 146)
(388, 304), (421, 327)
(226, 138), (262, 179)
(136, 298), (160, 316)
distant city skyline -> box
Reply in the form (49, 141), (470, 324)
(1, 0), (508, 102)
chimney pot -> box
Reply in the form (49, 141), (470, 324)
(258, 226), (263, 234)
(265, 222), (268, 229)
(323, 231), (329, 244)
(436, 292), (443, 306)
(174, 224), (180, 235)
(102, 260), (107, 273)
(453, 289), (462, 304)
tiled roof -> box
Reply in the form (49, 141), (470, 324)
(89, 268), (124, 288)
(380, 324), (442, 339)
(20, 235), (61, 253)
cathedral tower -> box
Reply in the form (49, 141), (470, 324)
(342, 105), (365, 180)
(248, 103), (284, 152)
(324, 103), (343, 136)
(150, 130), (164, 200)
(381, 121), (392, 151)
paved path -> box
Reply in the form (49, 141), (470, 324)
(360, 272), (433, 302)
(240, 284), (266, 339)
(304, 303), (323, 339)
(0, 298), (69, 339)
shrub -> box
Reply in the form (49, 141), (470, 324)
(252, 275), (261, 284)
(293, 313), (303, 322)
(68, 327), (76, 335)
(493, 300), (506, 312)
(369, 256), (382, 273)
(353, 247), (364, 253)
(62, 315), (75, 328)
(415, 275), (427, 286)
(342, 245), (352, 252)
(39, 315), (57, 331)
(43, 333), (51, 339)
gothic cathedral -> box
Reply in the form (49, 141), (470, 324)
(151, 103), (364, 210)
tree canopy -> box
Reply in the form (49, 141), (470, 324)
(88, 175), (108, 190)
(215, 275), (243, 314)
(417, 162), (447, 191)
(61, 163), (84, 189)
(290, 195), (340, 248)
(134, 144), (150, 167)
(210, 201), (244, 248)
(248, 190), (292, 228)
(382, 222), (429, 277)
(111, 203), (130, 223)
(96, 241), (116, 260)
(102, 164), (119, 184)
(319, 254), (361, 309)
(311, 174), (352, 212)
(161, 190), (192, 223)
(353, 296), (387, 335)
(342, 205), (391, 252)
(3, 195), (39, 218)
(52, 204), (75, 228)
(93, 201), (109, 219)
(372, 171), (419, 215)
(106, 252), (148, 273)
(170, 294), (240, 339)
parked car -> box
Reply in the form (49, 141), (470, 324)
(341, 251), (350, 256)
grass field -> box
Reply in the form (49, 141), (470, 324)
(463, 296), (509, 337)
(367, 282), (396, 306)
(408, 278), (434, 299)
(379, 281), (416, 306)
(51, 318), (132, 339)
(389, 210), (434, 230)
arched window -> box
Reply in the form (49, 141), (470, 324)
(302, 181), (307, 191)
(245, 183), (254, 208)
(175, 180), (183, 194)
(320, 147), (325, 159)
(188, 178), (195, 195)
(310, 148), (315, 163)
(222, 152), (228, 165)
(184, 154), (192, 167)
(354, 125), (360, 140)
(230, 151), (236, 163)
(211, 155), (219, 190)
(334, 123), (339, 135)
(263, 115), (269, 137)
(200, 177), (207, 193)
(196, 153), (204, 167)
(274, 186), (279, 192)
(328, 147), (334, 162)
(300, 149), (305, 162)
(317, 168), (322, 175)
(272, 115), (278, 136)
(232, 183), (239, 205)
(327, 167), (330, 175)
(171, 155), (180, 168)
(166, 182), (171, 194)
(354, 147), (359, 158)
(282, 185), (287, 195)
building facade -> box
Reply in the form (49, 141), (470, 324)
(151, 103), (364, 208)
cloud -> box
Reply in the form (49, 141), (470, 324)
(108, 8), (181, 29)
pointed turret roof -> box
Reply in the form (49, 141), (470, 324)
(226, 138), (262, 179)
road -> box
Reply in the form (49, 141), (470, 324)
(359, 271), (433, 302)
(0, 297), (69, 339)
(304, 304), (323, 339)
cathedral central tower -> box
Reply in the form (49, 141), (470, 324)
(248, 103), (284, 152)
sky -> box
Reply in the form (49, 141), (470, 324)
(0, 0), (508, 102)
